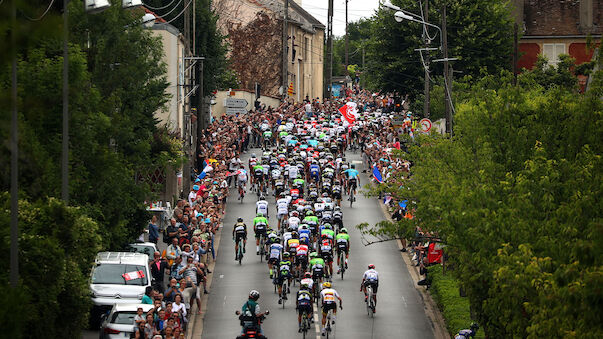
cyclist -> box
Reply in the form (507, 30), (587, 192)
(300, 272), (314, 291)
(232, 217), (247, 260)
(249, 153), (258, 183)
(343, 164), (360, 199)
(262, 128), (273, 150)
(267, 237), (283, 278)
(256, 195), (269, 218)
(320, 281), (342, 336)
(286, 231), (300, 254)
(237, 165), (249, 200)
(319, 234), (334, 278)
(296, 283), (313, 332)
(277, 252), (293, 304)
(332, 206), (343, 230)
(332, 180), (342, 206)
(309, 160), (320, 183)
(360, 264), (379, 310)
(288, 210), (301, 231)
(303, 210), (319, 244)
(253, 162), (265, 192)
(276, 193), (289, 231)
(335, 228), (350, 273)
(253, 213), (268, 255)
(309, 252), (325, 286)
(295, 240), (310, 274)
(297, 224), (311, 246)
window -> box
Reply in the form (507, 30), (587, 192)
(542, 43), (565, 67)
(305, 37), (310, 61)
(91, 264), (149, 285)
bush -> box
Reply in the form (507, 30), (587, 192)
(0, 193), (102, 338)
(427, 264), (484, 338)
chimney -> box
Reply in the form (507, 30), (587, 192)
(579, 0), (594, 33)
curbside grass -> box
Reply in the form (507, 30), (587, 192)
(426, 265), (485, 338)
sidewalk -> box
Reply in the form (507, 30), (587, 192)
(378, 201), (449, 339)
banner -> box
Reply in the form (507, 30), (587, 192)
(372, 165), (383, 183)
(122, 270), (145, 281)
(427, 243), (443, 264)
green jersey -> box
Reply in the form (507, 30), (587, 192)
(253, 216), (268, 227)
(336, 233), (350, 242)
(321, 229), (335, 239)
(279, 131), (288, 137)
(310, 257), (325, 269)
(263, 131), (272, 137)
(253, 164), (264, 174)
(304, 216), (319, 225)
(293, 178), (305, 186)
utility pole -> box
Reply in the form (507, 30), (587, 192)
(442, 2), (452, 137)
(62, 0), (69, 204)
(513, 23), (518, 86)
(325, 0), (334, 99)
(183, 0), (192, 193)
(10, 0), (19, 288)
(423, 0), (430, 118)
(361, 45), (365, 88)
(345, 0), (349, 72)
(282, 0), (289, 99)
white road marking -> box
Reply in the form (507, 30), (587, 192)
(313, 303), (321, 338)
(219, 274), (224, 279)
(402, 295), (407, 308)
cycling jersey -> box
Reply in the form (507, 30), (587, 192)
(300, 277), (314, 290)
(277, 198), (289, 215)
(296, 244), (309, 256)
(283, 232), (292, 244)
(321, 229), (335, 240)
(320, 239), (332, 254)
(253, 216), (268, 231)
(343, 168), (359, 179)
(237, 169), (248, 182)
(269, 243), (283, 260)
(278, 260), (292, 277)
(320, 288), (339, 305)
(310, 257), (325, 270)
(297, 290), (312, 306)
(336, 233), (350, 250)
(253, 164), (264, 176)
(287, 238), (300, 251)
(256, 200), (268, 216)
(288, 216), (300, 228)
(363, 269), (379, 282)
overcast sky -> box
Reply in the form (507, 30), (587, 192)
(301, 0), (381, 37)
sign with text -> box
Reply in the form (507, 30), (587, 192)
(226, 107), (248, 115)
(224, 98), (248, 108)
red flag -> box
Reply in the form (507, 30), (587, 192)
(338, 102), (357, 124)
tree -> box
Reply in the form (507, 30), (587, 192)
(358, 67), (602, 337)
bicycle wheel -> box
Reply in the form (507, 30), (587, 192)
(366, 287), (373, 316)
(238, 240), (243, 265)
(340, 256), (345, 280)
(259, 236), (265, 263)
(350, 190), (354, 208)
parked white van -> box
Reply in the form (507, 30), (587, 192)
(89, 252), (151, 326)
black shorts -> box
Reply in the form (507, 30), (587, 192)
(276, 273), (291, 285)
(254, 228), (267, 238)
(364, 280), (379, 293)
(268, 257), (279, 265)
(255, 173), (264, 181)
(337, 244), (348, 254)
(235, 233), (247, 243)
(321, 252), (333, 263)
(322, 302), (337, 314)
(349, 179), (357, 189)
(312, 268), (324, 279)
(332, 192), (341, 199)
(297, 303), (312, 314)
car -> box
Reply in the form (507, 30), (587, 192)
(126, 242), (158, 258)
(89, 252), (152, 327)
(99, 303), (155, 339)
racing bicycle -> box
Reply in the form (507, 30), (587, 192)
(366, 284), (376, 317)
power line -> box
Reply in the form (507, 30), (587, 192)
(142, 0), (179, 10)
(152, 0), (184, 18)
(23, 0), (56, 21)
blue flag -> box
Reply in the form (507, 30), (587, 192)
(372, 165), (383, 183)
(399, 200), (408, 209)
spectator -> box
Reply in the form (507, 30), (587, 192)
(165, 218), (179, 245)
(165, 278), (182, 303)
(148, 215), (160, 244)
(142, 286), (154, 304)
(165, 237), (181, 266)
(150, 251), (169, 293)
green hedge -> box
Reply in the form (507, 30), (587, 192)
(427, 265), (484, 338)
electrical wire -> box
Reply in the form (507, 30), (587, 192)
(152, 0), (183, 18)
(23, 0), (56, 21)
(418, 0), (436, 43)
(142, 0), (178, 10)
(162, 0), (193, 24)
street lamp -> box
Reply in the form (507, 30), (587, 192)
(394, 11), (442, 48)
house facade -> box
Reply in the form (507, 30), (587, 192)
(213, 0), (324, 104)
(512, 0), (601, 71)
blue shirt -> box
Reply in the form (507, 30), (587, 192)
(343, 168), (359, 179)
(148, 222), (159, 241)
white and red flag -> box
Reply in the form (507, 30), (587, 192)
(338, 102), (358, 124)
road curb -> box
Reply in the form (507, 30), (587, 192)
(378, 201), (450, 339)
(186, 205), (226, 339)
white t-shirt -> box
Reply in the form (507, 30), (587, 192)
(188, 190), (197, 206)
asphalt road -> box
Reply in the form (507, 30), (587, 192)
(201, 149), (434, 339)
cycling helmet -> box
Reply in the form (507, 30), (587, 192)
(304, 272), (312, 278)
(291, 210), (299, 216)
(251, 153), (256, 158)
(340, 228), (348, 233)
(334, 206), (341, 211)
(310, 252), (318, 258)
(237, 217), (243, 222)
(257, 212), (264, 217)
(351, 164), (356, 169)
(291, 231), (298, 238)
(306, 210), (314, 216)
(283, 252), (291, 258)
(322, 193), (329, 197)
(275, 237), (281, 243)
(324, 224), (332, 230)
(322, 282), (331, 289)
(259, 194), (265, 200)
(368, 264), (375, 269)
(321, 233), (328, 238)
(249, 290), (260, 300)
(300, 282), (309, 290)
